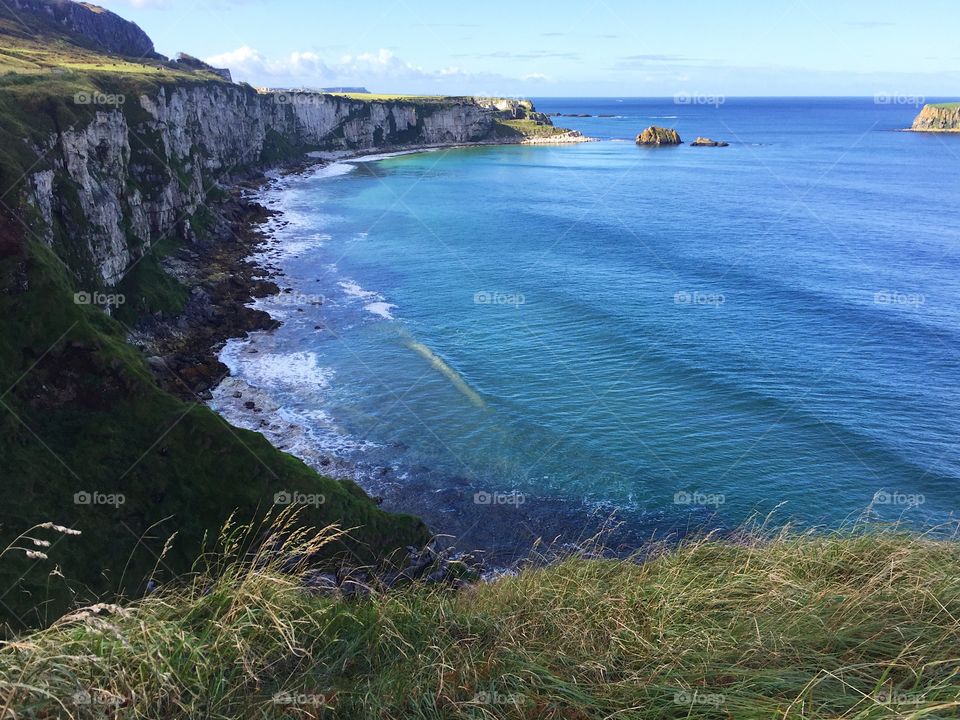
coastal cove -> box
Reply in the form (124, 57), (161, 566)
(6, 1), (960, 715)
(207, 98), (960, 562)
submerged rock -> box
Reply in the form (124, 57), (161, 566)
(636, 126), (682, 145)
(690, 137), (729, 147)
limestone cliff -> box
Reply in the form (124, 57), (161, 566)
(911, 103), (960, 132)
(25, 86), (543, 286)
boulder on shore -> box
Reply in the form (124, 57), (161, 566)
(636, 126), (682, 145)
(690, 137), (729, 147)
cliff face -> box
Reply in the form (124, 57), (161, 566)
(9, 0), (157, 56)
(26, 87), (529, 286)
(911, 104), (960, 132)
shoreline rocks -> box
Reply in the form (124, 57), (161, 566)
(636, 126), (682, 145)
(522, 130), (596, 145)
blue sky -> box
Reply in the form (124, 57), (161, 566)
(93, 0), (960, 96)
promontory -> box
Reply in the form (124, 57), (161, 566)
(911, 103), (960, 132)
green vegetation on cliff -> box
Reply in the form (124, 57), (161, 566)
(0, 223), (428, 630)
(495, 118), (571, 139)
(2, 524), (958, 719)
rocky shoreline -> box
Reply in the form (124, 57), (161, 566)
(130, 139), (625, 589)
(129, 154), (495, 591)
(522, 130), (596, 144)
(129, 175), (284, 400)
(131, 139), (569, 400)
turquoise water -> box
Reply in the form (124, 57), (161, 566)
(214, 98), (960, 557)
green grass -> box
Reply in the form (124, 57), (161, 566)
(328, 92), (449, 102)
(0, 7), (220, 81)
(930, 102), (960, 109)
(1, 521), (958, 719)
(495, 118), (570, 139)
(113, 235), (188, 325)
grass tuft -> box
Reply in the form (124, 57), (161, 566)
(1, 521), (958, 718)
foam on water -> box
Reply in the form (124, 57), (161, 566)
(311, 162), (356, 179)
(364, 301), (397, 320)
(221, 344), (333, 392)
(338, 279), (378, 299)
(348, 148), (440, 163)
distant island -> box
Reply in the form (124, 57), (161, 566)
(910, 102), (960, 132)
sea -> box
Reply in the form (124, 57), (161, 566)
(210, 97), (960, 561)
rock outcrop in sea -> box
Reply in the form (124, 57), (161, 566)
(690, 137), (729, 147)
(636, 126), (682, 145)
(911, 103), (960, 132)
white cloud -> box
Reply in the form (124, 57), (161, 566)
(203, 45), (537, 94)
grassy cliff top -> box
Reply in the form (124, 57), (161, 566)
(2, 525), (959, 718)
(930, 102), (960, 109)
(0, 9), (223, 83)
(325, 92), (450, 102)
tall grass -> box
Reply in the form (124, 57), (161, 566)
(1, 516), (959, 719)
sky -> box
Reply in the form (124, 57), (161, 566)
(90, 0), (960, 97)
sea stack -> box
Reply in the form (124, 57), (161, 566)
(910, 103), (960, 132)
(636, 126), (682, 145)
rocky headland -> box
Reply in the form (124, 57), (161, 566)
(910, 103), (960, 132)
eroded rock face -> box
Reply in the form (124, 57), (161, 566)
(911, 104), (960, 131)
(690, 137), (729, 147)
(25, 88), (541, 286)
(636, 126), (682, 145)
